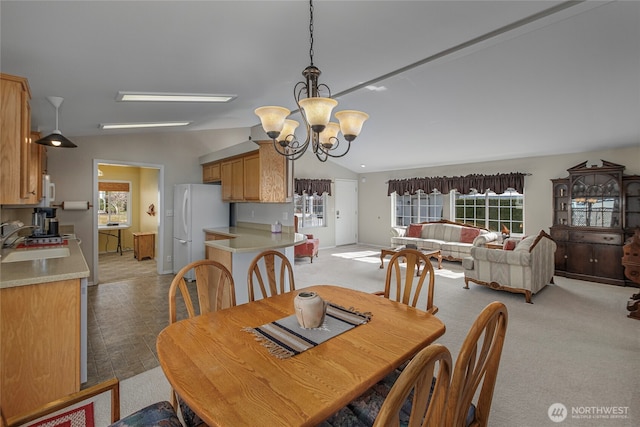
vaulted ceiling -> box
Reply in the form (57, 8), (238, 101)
(1, 1), (638, 173)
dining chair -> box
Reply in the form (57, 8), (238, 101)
(0, 378), (183, 427)
(247, 249), (295, 302)
(373, 343), (452, 427)
(378, 248), (438, 314)
(168, 259), (236, 427)
(326, 301), (508, 427)
(444, 301), (508, 426)
(169, 259), (236, 324)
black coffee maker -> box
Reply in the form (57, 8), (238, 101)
(32, 207), (58, 236)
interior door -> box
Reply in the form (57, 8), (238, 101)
(335, 179), (358, 246)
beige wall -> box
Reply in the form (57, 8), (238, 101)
(357, 145), (640, 247)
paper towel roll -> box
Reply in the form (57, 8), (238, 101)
(61, 201), (90, 210)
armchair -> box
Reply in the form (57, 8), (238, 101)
(462, 230), (556, 303)
(294, 216), (319, 263)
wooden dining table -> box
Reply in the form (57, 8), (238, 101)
(156, 284), (446, 427)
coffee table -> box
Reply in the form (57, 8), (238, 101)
(379, 247), (442, 274)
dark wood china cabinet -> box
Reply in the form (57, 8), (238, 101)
(551, 160), (640, 287)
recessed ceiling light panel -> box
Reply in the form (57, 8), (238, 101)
(100, 121), (191, 130)
(116, 91), (236, 103)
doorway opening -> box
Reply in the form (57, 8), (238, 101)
(93, 159), (165, 284)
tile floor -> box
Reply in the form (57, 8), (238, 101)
(86, 252), (195, 388)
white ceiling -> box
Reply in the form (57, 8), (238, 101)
(1, 1), (638, 173)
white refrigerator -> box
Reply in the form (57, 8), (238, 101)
(173, 184), (229, 280)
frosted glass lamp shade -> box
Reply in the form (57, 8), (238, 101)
(255, 106), (291, 139)
(318, 122), (340, 149)
(277, 119), (300, 147)
(335, 110), (369, 142)
(298, 97), (338, 133)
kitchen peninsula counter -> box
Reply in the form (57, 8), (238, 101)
(203, 223), (305, 304)
(203, 224), (306, 253)
(0, 238), (89, 288)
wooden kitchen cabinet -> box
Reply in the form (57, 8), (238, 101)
(133, 231), (155, 261)
(29, 131), (45, 201)
(222, 157), (245, 201)
(204, 232), (233, 275)
(1, 279), (80, 419)
(219, 141), (292, 203)
(202, 161), (221, 183)
(243, 151), (260, 201)
(550, 160), (632, 286)
(1, 73), (35, 205)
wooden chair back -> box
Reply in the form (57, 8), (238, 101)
(169, 259), (236, 324)
(248, 250), (295, 301)
(384, 248), (438, 314)
(1, 378), (120, 427)
(445, 301), (508, 426)
(373, 344), (452, 427)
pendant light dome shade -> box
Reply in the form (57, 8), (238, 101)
(36, 96), (77, 148)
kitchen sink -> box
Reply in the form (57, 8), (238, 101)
(1, 246), (70, 263)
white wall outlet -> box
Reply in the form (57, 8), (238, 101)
(282, 212), (288, 221)
(167, 255), (172, 262)
(166, 210), (173, 217)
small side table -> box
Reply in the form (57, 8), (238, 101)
(133, 232), (155, 261)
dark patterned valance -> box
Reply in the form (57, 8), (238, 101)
(387, 172), (526, 196)
(294, 178), (332, 196)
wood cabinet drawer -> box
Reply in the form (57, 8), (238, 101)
(568, 231), (622, 245)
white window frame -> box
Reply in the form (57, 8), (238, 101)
(392, 190), (443, 227)
(450, 188), (524, 235)
(294, 192), (327, 228)
(97, 181), (132, 226)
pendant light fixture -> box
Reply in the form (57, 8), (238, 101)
(36, 96), (77, 148)
(255, 0), (368, 162)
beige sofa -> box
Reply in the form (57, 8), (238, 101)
(391, 220), (499, 262)
(462, 230), (556, 303)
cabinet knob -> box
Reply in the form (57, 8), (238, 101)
(594, 259), (598, 263)
(589, 258), (593, 262)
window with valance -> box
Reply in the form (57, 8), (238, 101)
(294, 179), (331, 229)
(388, 173), (526, 233)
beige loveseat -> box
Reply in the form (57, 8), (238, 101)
(391, 220), (499, 262)
(462, 230), (556, 303)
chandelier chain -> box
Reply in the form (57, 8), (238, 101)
(308, 0), (314, 66)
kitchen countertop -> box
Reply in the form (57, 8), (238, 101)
(0, 239), (90, 289)
(203, 225), (306, 254)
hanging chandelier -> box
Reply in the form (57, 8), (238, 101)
(255, 0), (368, 162)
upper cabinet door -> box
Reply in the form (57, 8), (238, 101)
(0, 73), (33, 205)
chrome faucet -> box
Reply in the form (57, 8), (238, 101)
(1, 224), (37, 248)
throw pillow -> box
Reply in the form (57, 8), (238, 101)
(407, 224), (423, 238)
(503, 239), (517, 251)
(459, 227), (481, 243)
